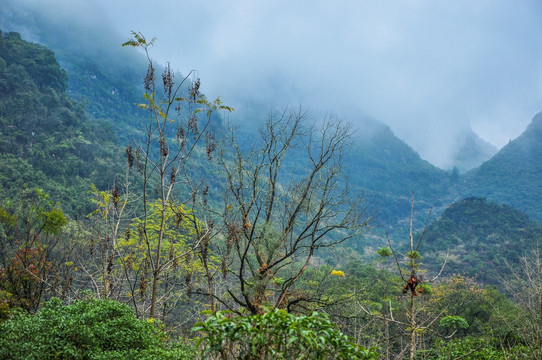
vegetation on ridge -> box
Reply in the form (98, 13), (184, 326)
(420, 197), (542, 286)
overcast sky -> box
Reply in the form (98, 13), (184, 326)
(4, 0), (542, 168)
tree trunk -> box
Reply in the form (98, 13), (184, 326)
(203, 253), (215, 313)
(410, 293), (416, 360)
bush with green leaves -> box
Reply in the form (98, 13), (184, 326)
(193, 309), (379, 359)
(0, 296), (195, 360)
(420, 337), (535, 360)
(439, 315), (469, 330)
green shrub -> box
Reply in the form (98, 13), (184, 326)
(439, 315), (469, 330)
(420, 338), (536, 360)
(193, 309), (379, 359)
(0, 297), (195, 360)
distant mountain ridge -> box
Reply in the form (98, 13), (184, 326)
(451, 129), (498, 174)
(2, 7), (542, 228)
(457, 112), (542, 223)
(343, 118), (454, 227)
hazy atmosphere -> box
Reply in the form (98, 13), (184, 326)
(3, 0), (542, 168)
(3, 1), (542, 358)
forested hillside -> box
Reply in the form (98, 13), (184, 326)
(0, 30), (120, 215)
(457, 113), (542, 223)
(0, 0), (148, 143)
(420, 197), (542, 285)
(342, 118), (454, 227)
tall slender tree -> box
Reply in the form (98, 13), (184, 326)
(361, 193), (457, 360)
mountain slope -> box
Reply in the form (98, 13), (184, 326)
(343, 118), (454, 227)
(0, 30), (120, 215)
(420, 197), (542, 286)
(0, 0), (150, 143)
(457, 112), (542, 223)
(450, 129), (498, 174)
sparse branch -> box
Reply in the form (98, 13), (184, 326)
(409, 192), (415, 253)
(429, 250), (449, 282)
(386, 231), (406, 281)
(358, 301), (410, 327)
(415, 206), (432, 252)
(212, 108), (370, 314)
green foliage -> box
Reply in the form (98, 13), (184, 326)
(458, 113), (542, 223)
(376, 246), (392, 257)
(422, 337), (536, 360)
(121, 31), (156, 49)
(42, 207), (67, 235)
(193, 309), (379, 360)
(440, 316), (469, 330)
(0, 296), (195, 360)
(0, 30), (121, 217)
(421, 197), (542, 286)
(0, 290), (12, 322)
(118, 200), (208, 299)
(419, 283), (432, 295)
(0, 31), (67, 91)
(0, 188), (67, 240)
(0, 188), (70, 311)
(407, 250), (422, 260)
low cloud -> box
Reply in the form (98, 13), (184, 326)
(3, 0), (542, 168)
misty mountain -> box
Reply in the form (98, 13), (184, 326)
(420, 197), (542, 286)
(0, 0), (150, 143)
(0, 5), (456, 226)
(4, 4), (542, 231)
(450, 129), (498, 174)
(343, 118), (454, 227)
(457, 112), (542, 223)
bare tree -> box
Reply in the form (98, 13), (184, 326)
(205, 108), (371, 315)
(83, 175), (142, 312)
